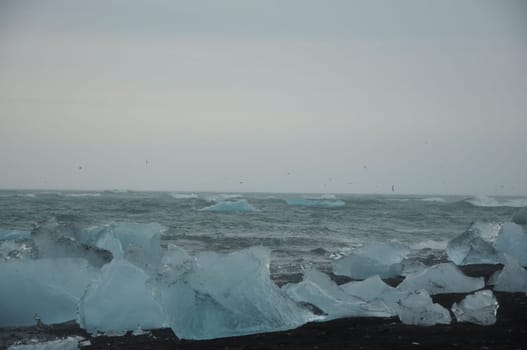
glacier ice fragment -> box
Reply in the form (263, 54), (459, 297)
(451, 290), (498, 325)
(394, 290), (451, 326)
(398, 263), (484, 295)
(333, 242), (409, 279)
(78, 259), (167, 333)
(0, 258), (99, 327)
(489, 255), (527, 293)
(446, 222), (502, 265)
(495, 223), (527, 266)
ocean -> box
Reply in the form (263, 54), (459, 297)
(1, 190), (524, 282)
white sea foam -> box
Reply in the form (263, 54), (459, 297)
(64, 193), (102, 198)
(411, 240), (447, 251)
(464, 195), (527, 208)
(170, 193), (199, 199)
(199, 199), (257, 212)
(286, 199), (345, 208)
(420, 197), (447, 203)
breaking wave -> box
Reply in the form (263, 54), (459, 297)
(286, 199), (345, 208)
(170, 193), (199, 200)
(463, 195), (527, 208)
(199, 199), (257, 212)
(420, 197), (447, 203)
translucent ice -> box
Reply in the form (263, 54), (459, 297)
(512, 207), (527, 225)
(282, 269), (393, 319)
(199, 199), (257, 212)
(159, 247), (313, 339)
(78, 259), (167, 333)
(451, 290), (498, 325)
(0, 258), (99, 327)
(31, 218), (112, 267)
(398, 263), (484, 295)
(495, 223), (527, 266)
(333, 242), (409, 279)
(446, 222), (503, 265)
(394, 290), (451, 326)
(285, 199), (345, 208)
(340, 275), (396, 302)
(489, 255), (527, 293)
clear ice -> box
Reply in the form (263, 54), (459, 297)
(282, 268), (393, 319)
(495, 223), (527, 266)
(333, 242), (409, 279)
(394, 290), (451, 326)
(398, 263), (484, 295)
(0, 258), (99, 327)
(489, 255), (527, 293)
(446, 222), (503, 265)
(451, 290), (498, 325)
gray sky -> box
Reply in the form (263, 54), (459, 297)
(1, 0), (526, 195)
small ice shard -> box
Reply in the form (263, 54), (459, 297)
(446, 222), (503, 265)
(0, 258), (99, 327)
(512, 207), (527, 225)
(282, 269), (393, 319)
(333, 242), (409, 279)
(78, 259), (167, 333)
(6, 336), (84, 350)
(489, 255), (527, 293)
(395, 290), (451, 326)
(199, 199), (257, 212)
(451, 290), (498, 325)
(398, 263), (484, 295)
(495, 223), (527, 266)
(285, 198), (345, 208)
(31, 218), (112, 267)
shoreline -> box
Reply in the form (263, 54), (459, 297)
(2, 264), (526, 350)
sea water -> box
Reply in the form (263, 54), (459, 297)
(1, 190), (526, 338)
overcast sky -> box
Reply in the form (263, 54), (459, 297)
(0, 0), (526, 195)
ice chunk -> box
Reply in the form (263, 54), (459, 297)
(285, 198), (345, 208)
(512, 207), (527, 225)
(199, 199), (257, 212)
(446, 222), (503, 265)
(159, 247), (313, 339)
(282, 269), (393, 319)
(451, 290), (498, 325)
(398, 263), (484, 295)
(31, 218), (112, 267)
(495, 223), (527, 266)
(333, 242), (409, 279)
(7, 336), (84, 350)
(78, 259), (167, 333)
(340, 275), (396, 302)
(395, 290), (451, 326)
(0, 229), (31, 241)
(0, 258), (99, 327)
(489, 255), (527, 293)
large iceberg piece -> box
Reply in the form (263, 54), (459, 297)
(398, 263), (484, 295)
(282, 269), (393, 319)
(199, 199), (257, 212)
(495, 223), (527, 266)
(489, 255), (527, 293)
(285, 198), (345, 208)
(512, 207), (527, 225)
(446, 222), (503, 265)
(78, 259), (167, 333)
(333, 242), (409, 279)
(159, 247), (313, 339)
(395, 290), (451, 326)
(31, 218), (112, 267)
(451, 290), (498, 325)
(0, 258), (99, 327)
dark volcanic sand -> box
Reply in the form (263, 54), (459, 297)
(2, 265), (526, 350)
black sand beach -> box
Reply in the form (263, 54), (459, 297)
(2, 265), (526, 350)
